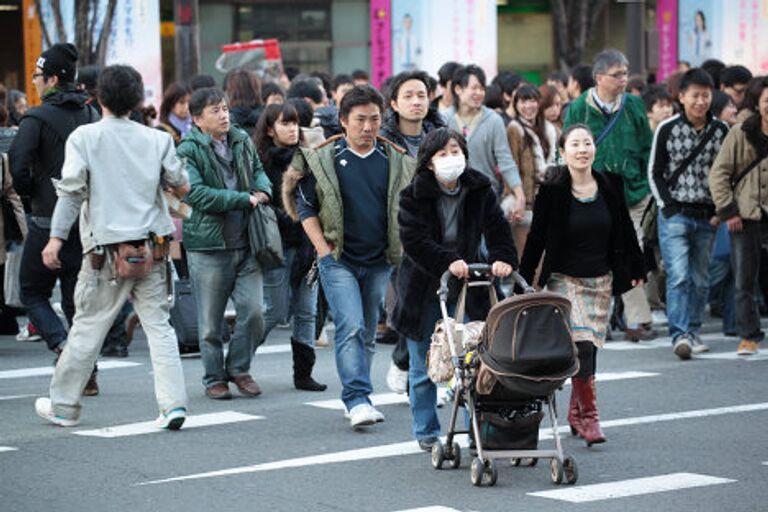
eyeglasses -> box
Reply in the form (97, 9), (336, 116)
(603, 71), (628, 80)
(32, 72), (44, 79)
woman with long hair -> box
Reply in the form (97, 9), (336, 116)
(520, 124), (645, 446)
(157, 82), (192, 145)
(391, 127), (518, 451)
(254, 103), (326, 391)
(506, 83), (558, 253)
(539, 83), (564, 130)
(225, 68), (264, 135)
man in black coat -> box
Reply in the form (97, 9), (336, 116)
(9, 43), (99, 393)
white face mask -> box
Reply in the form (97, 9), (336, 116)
(433, 154), (466, 182)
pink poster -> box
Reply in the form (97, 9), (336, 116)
(657, 0), (678, 82)
(370, 0), (391, 88)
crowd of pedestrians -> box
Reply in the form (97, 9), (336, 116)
(1, 42), (767, 450)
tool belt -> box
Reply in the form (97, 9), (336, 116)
(88, 233), (171, 280)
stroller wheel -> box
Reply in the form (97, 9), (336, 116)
(449, 442), (461, 469)
(470, 457), (484, 486)
(431, 443), (446, 470)
(550, 458), (565, 485)
(563, 455), (578, 484)
(527, 457), (539, 467)
(486, 460), (498, 487)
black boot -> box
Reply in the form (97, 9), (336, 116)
(291, 339), (327, 391)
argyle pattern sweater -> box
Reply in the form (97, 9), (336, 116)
(649, 112), (728, 217)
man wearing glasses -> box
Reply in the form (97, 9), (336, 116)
(564, 48), (656, 342)
(9, 43), (100, 393)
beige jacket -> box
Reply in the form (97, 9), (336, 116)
(709, 123), (768, 221)
(0, 153), (28, 265)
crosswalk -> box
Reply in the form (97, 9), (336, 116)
(528, 473), (735, 503)
(2, 336), (767, 508)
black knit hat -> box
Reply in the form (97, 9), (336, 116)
(37, 43), (79, 83)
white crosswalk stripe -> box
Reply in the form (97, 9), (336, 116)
(0, 360), (141, 380)
(393, 507), (463, 512)
(305, 371), (659, 411)
(528, 473), (735, 503)
(0, 394), (36, 401)
(73, 411), (264, 438)
(0, 446), (18, 453)
(137, 401), (768, 486)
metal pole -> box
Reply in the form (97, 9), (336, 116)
(624, 0), (646, 76)
(174, 0), (200, 82)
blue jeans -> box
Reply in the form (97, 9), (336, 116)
(658, 212), (715, 341)
(261, 246), (317, 347)
(318, 255), (391, 410)
(187, 249), (264, 387)
(708, 256), (736, 334)
(405, 299), (449, 441)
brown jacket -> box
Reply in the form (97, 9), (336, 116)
(0, 153), (28, 265)
(505, 119), (558, 209)
(709, 123), (768, 221)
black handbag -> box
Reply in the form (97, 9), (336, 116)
(248, 203), (284, 268)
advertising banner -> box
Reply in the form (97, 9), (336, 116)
(656, 0), (678, 82)
(370, 0), (392, 88)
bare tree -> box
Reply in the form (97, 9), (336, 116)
(34, 0), (118, 66)
(550, 0), (611, 71)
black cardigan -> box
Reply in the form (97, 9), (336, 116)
(519, 169), (645, 296)
(390, 168), (518, 341)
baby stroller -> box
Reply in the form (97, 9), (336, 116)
(430, 264), (580, 487)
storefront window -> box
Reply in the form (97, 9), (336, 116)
(236, 1), (331, 72)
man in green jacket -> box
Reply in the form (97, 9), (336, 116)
(283, 85), (415, 429)
(178, 87), (272, 400)
(564, 48), (655, 341)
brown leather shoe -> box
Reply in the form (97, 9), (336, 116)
(83, 371), (99, 397)
(231, 374), (262, 397)
(205, 382), (232, 400)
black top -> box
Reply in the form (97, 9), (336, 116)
(556, 192), (612, 277)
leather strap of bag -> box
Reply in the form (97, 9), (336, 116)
(731, 154), (768, 189)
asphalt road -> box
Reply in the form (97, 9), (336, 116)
(1, 315), (767, 512)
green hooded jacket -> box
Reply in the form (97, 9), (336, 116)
(563, 88), (653, 206)
(282, 135), (416, 266)
(178, 125), (272, 250)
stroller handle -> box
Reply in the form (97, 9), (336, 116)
(437, 264), (534, 300)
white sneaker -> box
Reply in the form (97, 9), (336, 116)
(651, 309), (668, 326)
(386, 362), (408, 394)
(155, 407), (186, 430)
(673, 335), (692, 360)
(370, 405), (385, 423)
(348, 404), (376, 428)
(35, 397), (79, 427)
(691, 335), (710, 354)
(16, 324), (41, 342)
(436, 386), (451, 408)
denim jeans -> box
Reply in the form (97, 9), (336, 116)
(405, 299), (448, 441)
(50, 256), (187, 420)
(708, 256), (736, 334)
(730, 218), (768, 342)
(261, 246), (317, 347)
(317, 255), (391, 410)
(657, 212), (715, 341)
(20, 221), (81, 351)
(187, 249), (264, 387)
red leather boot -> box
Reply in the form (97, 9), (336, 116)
(572, 376), (606, 446)
(567, 387), (583, 437)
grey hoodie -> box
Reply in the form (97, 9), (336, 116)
(443, 105), (521, 195)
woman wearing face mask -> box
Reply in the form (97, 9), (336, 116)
(519, 124), (645, 447)
(254, 103), (326, 391)
(391, 127), (518, 451)
(506, 84), (558, 253)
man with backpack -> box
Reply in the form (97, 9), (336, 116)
(9, 43), (100, 394)
(649, 68), (729, 359)
(564, 49), (655, 342)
